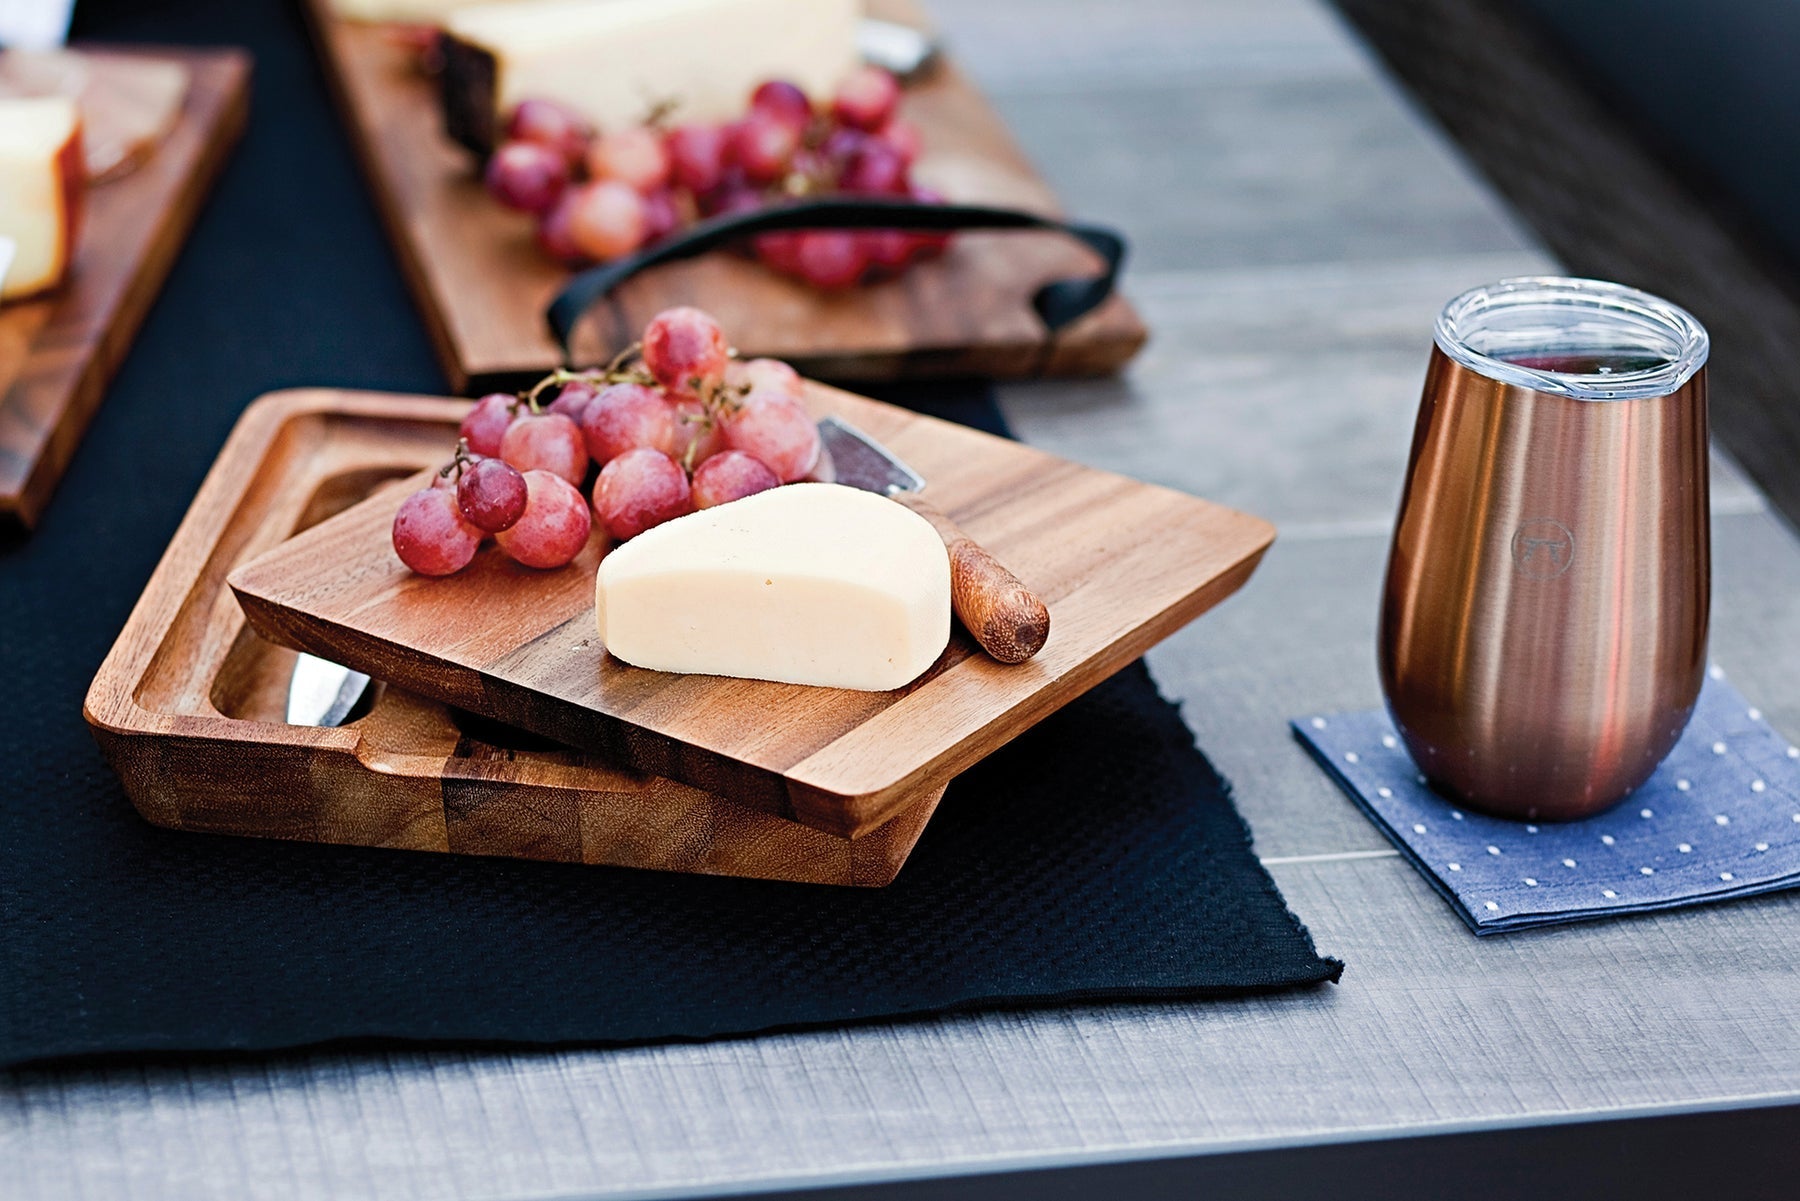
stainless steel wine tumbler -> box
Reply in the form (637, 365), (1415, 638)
(1379, 277), (1711, 821)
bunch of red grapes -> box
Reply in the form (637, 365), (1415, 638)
(482, 65), (950, 289)
(391, 306), (824, 576)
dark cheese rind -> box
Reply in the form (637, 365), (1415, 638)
(438, 32), (498, 157)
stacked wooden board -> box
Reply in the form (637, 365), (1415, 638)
(303, 0), (1147, 392)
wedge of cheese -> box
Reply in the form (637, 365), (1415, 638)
(329, 0), (522, 21)
(596, 483), (950, 691)
(440, 0), (859, 154)
(0, 95), (82, 301)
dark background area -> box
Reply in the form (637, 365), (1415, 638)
(1512, 0), (1800, 270)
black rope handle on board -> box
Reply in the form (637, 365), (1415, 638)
(545, 197), (1127, 364)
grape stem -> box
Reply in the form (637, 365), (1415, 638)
(439, 438), (477, 482)
(519, 342), (652, 410)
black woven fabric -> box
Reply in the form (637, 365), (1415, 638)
(0, 0), (1339, 1069)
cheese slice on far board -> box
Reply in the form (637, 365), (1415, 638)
(596, 483), (951, 692)
(0, 95), (82, 301)
(441, 0), (859, 153)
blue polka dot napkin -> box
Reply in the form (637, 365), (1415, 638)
(1292, 669), (1800, 934)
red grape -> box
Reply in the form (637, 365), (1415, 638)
(831, 66), (900, 131)
(749, 79), (812, 129)
(506, 98), (591, 165)
(819, 126), (871, 171)
(699, 181), (763, 220)
(592, 447), (693, 540)
(392, 486), (483, 576)
(724, 356), (802, 392)
(691, 450), (780, 509)
(730, 113), (801, 185)
(875, 117), (922, 167)
(485, 141), (569, 214)
(460, 393), (518, 457)
(753, 230), (806, 274)
(722, 388), (820, 481)
(567, 181), (648, 261)
(535, 190), (585, 263)
(859, 228), (912, 274)
(500, 411), (588, 485)
(495, 469), (592, 569)
(580, 382), (675, 464)
(642, 306), (730, 394)
(793, 230), (868, 289)
(547, 379), (598, 424)
(665, 123), (729, 194)
(839, 140), (908, 195)
(640, 187), (682, 245)
(456, 456), (528, 533)
(669, 396), (727, 466)
(586, 126), (672, 193)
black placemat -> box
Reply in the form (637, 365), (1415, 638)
(0, 0), (1339, 1069)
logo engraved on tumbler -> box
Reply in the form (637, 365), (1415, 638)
(1511, 519), (1575, 579)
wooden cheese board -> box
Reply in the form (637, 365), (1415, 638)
(229, 384), (1276, 839)
(84, 389), (943, 885)
(0, 46), (249, 533)
(302, 0), (1147, 394)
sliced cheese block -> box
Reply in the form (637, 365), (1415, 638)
(596, 483), (951, 692)
(0, 50), (190, 182)
(0, 95), (82, 301)
(441, 0), (859, 154)
(329, 0), (523, 21)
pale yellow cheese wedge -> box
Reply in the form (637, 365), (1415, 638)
(0, 95), (82, 301)
(444, 0), (859, 131)
(328, 0), (520, 20)
(596, 483), (951, 691)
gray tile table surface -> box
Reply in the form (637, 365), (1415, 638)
(8, 1), (1800, 1197)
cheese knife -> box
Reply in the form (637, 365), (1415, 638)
(286, 651), (371, 728)
(817, 415), (1049, 664)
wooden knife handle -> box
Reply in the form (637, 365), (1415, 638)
(894, 494), (1049, 664)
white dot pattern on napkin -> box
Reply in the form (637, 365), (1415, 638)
(1292, 669), (1800, 934)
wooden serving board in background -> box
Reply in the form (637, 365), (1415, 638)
(303, 0), (1147, 393)
(0, 47), (249, 532)
(230, 384), (1275, 839)
(84, 390), (943, 886)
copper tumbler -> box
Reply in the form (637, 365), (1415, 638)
(1379, 277), (1711, 821)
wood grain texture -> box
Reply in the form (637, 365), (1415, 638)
(300, 0), (1147, 393)
(228, 383), (1273, 837)
(0, 47), (248, 532)
(84, 389), (942, 886)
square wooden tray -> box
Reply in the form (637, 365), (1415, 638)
(229, 384), (1275, 838)
(303, 0), (1146, 392)
(0, 46), (249, 532)
(84, 389), (943, 886)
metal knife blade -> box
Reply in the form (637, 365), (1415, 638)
(286, 652), (371, 728)
(816, 415), (924, 496)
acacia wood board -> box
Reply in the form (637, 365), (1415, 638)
(302, 0), (1147, 393)
(85, 390), (942, 886)
(0, 46), (249, 532)
(229, 384), (1275, 839)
